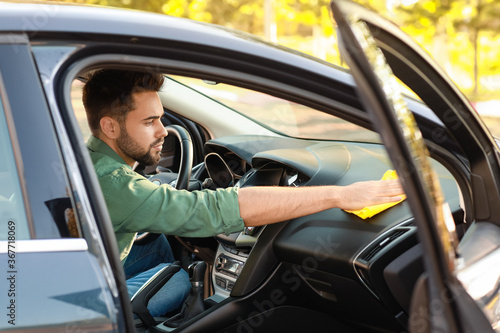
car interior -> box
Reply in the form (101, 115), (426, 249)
(64, 64), (471, 333)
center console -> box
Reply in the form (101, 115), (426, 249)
(211, 227), (264, 298)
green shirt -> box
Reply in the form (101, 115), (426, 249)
(86, 135), (245, 262)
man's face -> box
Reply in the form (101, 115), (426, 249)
(116, 91), (167, 166)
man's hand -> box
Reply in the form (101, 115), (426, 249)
(239, 179), (405, 227)
(335, 179), (405, 211)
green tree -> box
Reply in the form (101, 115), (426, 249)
(394, 0), (458, 69)
(392, 0), (500, 99)
(452, 0), (500, 96)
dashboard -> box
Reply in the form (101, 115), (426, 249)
(202, 134), (462, 329)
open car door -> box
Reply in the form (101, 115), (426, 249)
(330, 0), (500, 332)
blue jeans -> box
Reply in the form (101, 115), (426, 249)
(123, 234), (190, 317)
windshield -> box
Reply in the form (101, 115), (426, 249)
(169, 75), (381, 143)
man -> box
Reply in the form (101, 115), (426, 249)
(83, 69), (404, 318)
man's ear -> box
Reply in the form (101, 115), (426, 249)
(100, 116), (120, 140)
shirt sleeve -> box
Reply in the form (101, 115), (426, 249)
(100, 166), (245, 237)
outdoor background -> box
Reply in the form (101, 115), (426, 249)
(46, 0), (500, 136)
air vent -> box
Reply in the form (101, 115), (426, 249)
(360, 229), (409, 262)
(403, 219), (416, 227)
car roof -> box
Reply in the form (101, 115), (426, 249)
(0, 1), (242, 42)
(0, 1), (356, 91)
(3, 3), (346, 68)
(0, 1), (444, 144)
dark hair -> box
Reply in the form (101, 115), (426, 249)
(82, 69), (164, 134)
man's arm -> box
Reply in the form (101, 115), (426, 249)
(238, 179), (404, 227)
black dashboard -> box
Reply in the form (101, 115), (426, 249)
(203, 134), (462, 331)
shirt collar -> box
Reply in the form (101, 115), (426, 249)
(86, 135), (130, 168)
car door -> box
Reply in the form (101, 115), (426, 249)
(0, 35), (133, 332)
(330, 0), (500, 332)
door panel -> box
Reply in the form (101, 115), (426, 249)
(329, 1), (498, 331)
(0, 36), (123, 332)
(0, 240), (118, 331)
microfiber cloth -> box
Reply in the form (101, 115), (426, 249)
(345, 170), (405, 219)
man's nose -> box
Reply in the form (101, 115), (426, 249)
(157, 121), (168, 138)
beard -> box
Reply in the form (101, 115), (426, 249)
(116, 126), (163, 166)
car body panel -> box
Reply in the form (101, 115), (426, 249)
(0, 240), (118, 332)
(0, 32), (132, 332)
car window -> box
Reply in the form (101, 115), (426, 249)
(170, 75), (382, 143)
(0, 96), (29, 240)
(0, 43), (83, 240)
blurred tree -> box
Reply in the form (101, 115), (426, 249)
(452, 0), (500, 96)
(58, 0), (165, 13)
(393, 0), (500, 98)
(393, 0), (457, 70)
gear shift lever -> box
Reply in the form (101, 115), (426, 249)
(163, 261), (207, 328)
(189, 260), (206, 290)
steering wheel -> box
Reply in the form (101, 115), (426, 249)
(134, 124), (193, 245)
(161, 124), (193, 190)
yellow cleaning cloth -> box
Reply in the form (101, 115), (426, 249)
(345, 170), (405, 219)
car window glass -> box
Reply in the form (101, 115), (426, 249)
(170, 75), (381, 143)
(0, 42), (82, 240)
(0, 97), (29, 240)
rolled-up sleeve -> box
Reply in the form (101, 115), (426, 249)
(102, 167), (245, 237)
(87, 135), (245, 261)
